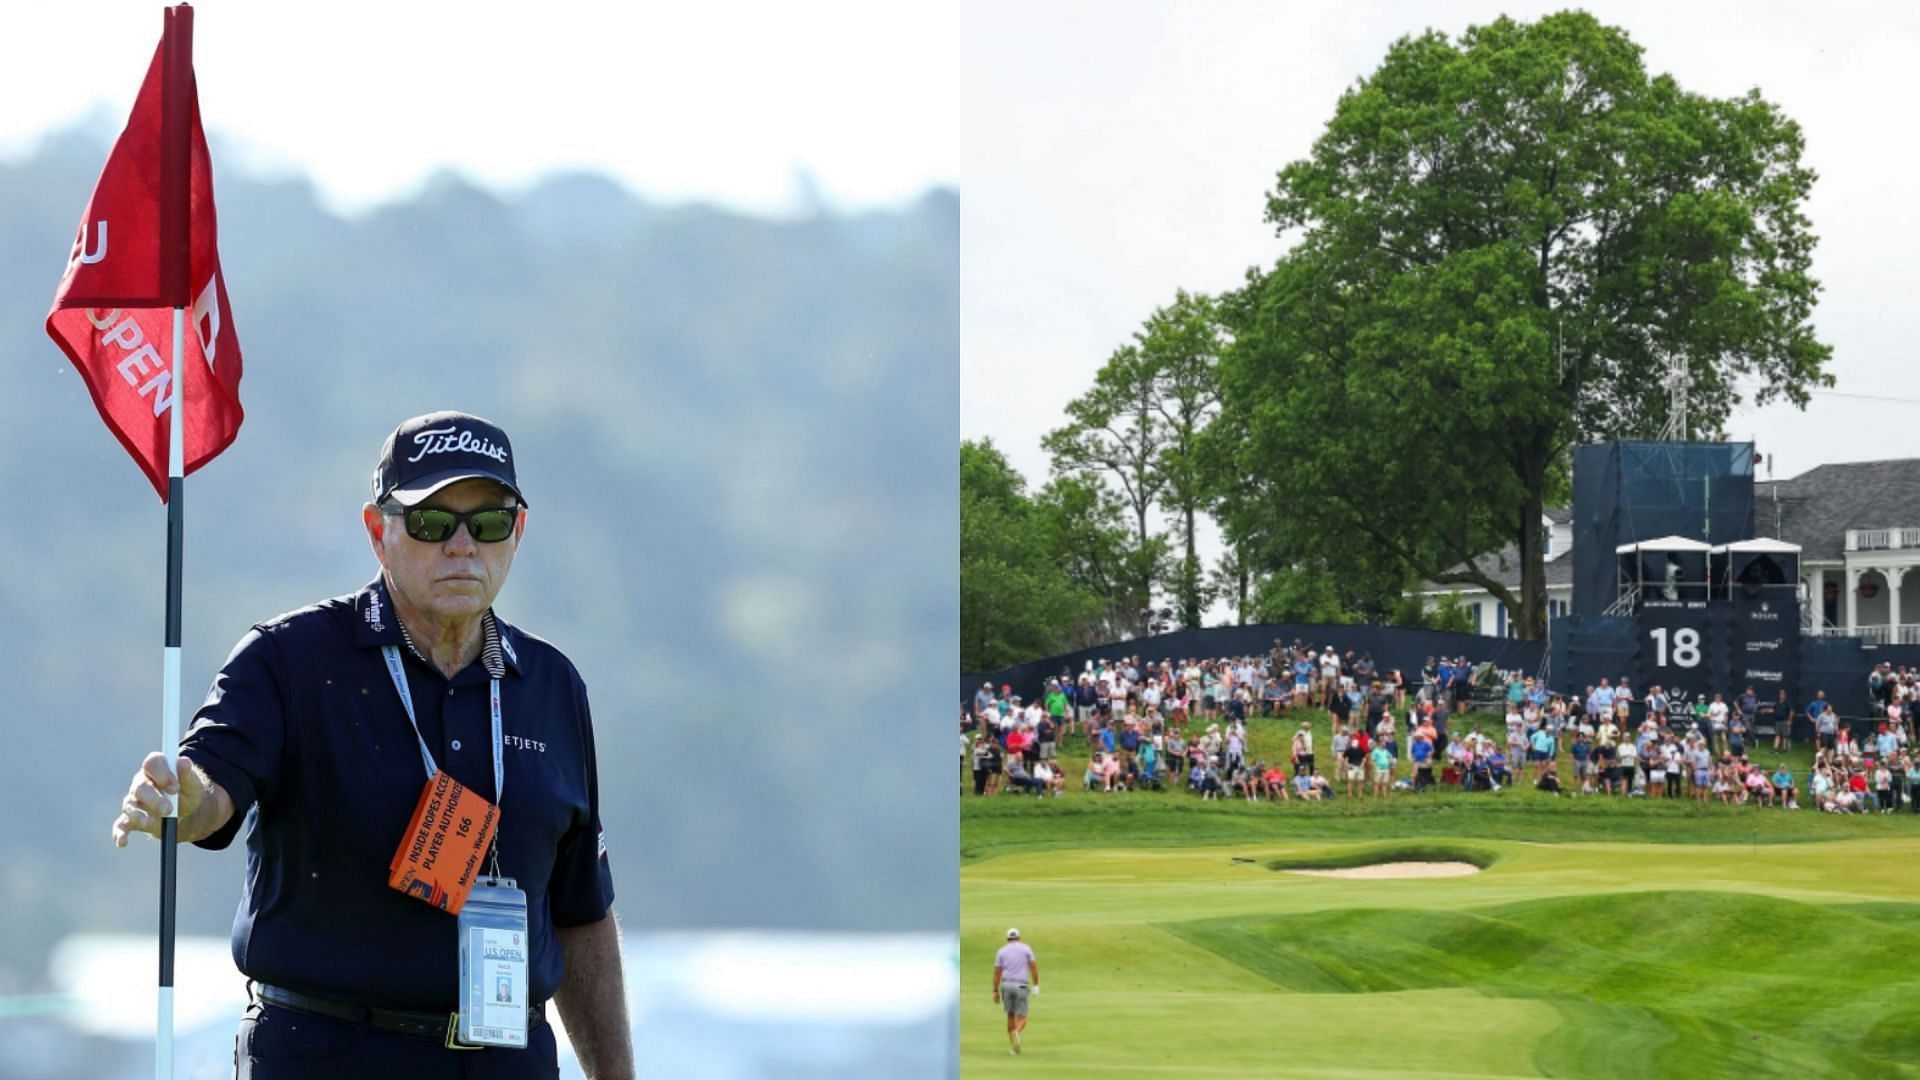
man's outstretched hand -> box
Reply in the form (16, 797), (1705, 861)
(112, 751), (227, 846)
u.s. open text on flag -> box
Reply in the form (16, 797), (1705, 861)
(45, 15), (243, 500)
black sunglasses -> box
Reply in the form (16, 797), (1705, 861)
(386, 505), (519, 544)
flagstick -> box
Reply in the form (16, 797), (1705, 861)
(154, 10), (194, 1077)
(157, 305), (185, 1080)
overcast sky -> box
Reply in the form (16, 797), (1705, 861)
(1, 1), (957, 216)
(963, 0), (1920, 517)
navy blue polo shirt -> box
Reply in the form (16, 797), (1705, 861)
(180, 577), (614, 1010)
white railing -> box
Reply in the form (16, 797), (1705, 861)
(1808, 624), (1920, 644)
(1841, 528), (1920, 550)
(1849, 528), (1895, 551)
(1604, 584), (1640, 617)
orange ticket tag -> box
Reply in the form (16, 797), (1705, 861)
(388, 771), (499, 915)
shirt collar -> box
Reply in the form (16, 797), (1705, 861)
(353, 577), (520, 678)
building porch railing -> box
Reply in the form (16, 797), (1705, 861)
(1845, 527), (1920, 551)
(1808, 623), (1920, 645)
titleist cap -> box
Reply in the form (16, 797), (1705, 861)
(372, 410), (527, 507)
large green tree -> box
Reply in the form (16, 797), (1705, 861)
(1049, 293), (1226, 633)
(1035, 473), (1168, 647)
(961, 439), (1099, 671)
(1221, 11), (1830, 639)
(1137, 290), (1226, 630)
(1194, 393), (1273, 626)
(1044, 345), (1167, 636)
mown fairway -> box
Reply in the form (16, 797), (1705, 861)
(960, 709), (1920, 1077)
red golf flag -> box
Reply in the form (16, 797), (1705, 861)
(46, 5), (243, 501)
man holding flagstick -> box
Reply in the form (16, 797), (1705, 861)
(63, 8), (632, 1077)
(112, 412), (635, 1077)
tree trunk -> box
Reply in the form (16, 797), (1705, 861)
(1236, 548), (1250, 625)
(1181, 505), (1201, 629)
(1516, 441), (1549, 640)
(1133, 501), (1151, 638)
(1135, 381), (1156, 638)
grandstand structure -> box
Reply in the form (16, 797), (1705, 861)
(1421, 456), (1920, 647)
(1544, 441), (1918, 723)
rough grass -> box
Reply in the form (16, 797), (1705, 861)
(1165, 890), (1920, 1076)
(961, 787), (1913, 865)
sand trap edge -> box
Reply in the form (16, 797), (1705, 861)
(1283, 861), (1483, 880)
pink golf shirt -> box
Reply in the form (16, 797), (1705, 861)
(995, 941), (1036, 983)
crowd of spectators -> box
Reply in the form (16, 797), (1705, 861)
(962, 643), (1920, 815)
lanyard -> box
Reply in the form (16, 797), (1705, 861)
(381, 645), (504, 803)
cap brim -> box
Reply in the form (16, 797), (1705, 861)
(384, 467), (527, 507)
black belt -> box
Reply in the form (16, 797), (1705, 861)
(253, 982), (545, 1048)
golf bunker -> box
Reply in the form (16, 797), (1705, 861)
(1285, 861), (1481, 879)
(1265, 846), (1495, 880)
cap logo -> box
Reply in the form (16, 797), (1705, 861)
(407, 425), (509, 465)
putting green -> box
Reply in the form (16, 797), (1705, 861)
(962, 836), (1920, 1077)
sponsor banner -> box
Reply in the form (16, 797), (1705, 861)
(1727, 594), (1797, 710)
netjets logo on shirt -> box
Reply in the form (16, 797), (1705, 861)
(407, 425), (509, 464)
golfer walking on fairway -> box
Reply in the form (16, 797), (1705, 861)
(993, 928), (1040, 1054)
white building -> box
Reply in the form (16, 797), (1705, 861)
(1418, 509), (1576, 637)
(1420, 459), (1920, 643)
(1757, 458), (1920, 644)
